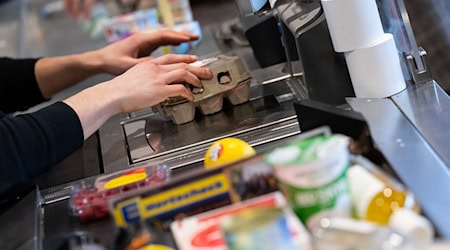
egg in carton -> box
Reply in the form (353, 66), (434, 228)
(154, 55), (252, 125)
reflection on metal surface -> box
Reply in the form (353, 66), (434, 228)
(261, 72), (303, 85)
(0, 187), (42, 250)
(124, 94), (297, 164)
(100, 75), (303, 174)
(347, 96), (450, 239)
(392, 81), (450, 167)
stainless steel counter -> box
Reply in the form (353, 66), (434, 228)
(347, 81), (450, 238)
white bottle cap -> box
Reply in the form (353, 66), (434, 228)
(347, 165), (385, 219)
(389, 208), (434, 245)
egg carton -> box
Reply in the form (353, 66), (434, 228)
(153, 55), (252, 125)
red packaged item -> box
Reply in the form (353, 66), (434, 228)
(69, 164), (170, 222)
(170, 192), (312, 250)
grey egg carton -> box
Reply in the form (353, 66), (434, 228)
(154, 55), (252, 125)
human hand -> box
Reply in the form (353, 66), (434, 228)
(105, 54), (213, 113)
(64, 0), (97, 20)
(94, 30), (200, 75)
(64, 53), (212, 139)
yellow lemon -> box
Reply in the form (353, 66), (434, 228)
(204, 138), (256, 168)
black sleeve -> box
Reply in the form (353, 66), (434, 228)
(0, 102), (84, 194)
(0, 57), (47, 113)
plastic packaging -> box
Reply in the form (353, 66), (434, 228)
(103, 8), (161, 43)
(170, 192), (312, 250)
(56, 231), (106, 250)
(204, 137), (256, 169)
(389, 207), (434, 246)
(115, 221), (175, 250)
(308, 214), (420, 250)
(69, 164), (170, 222)
(157, 0), (193, 27)
(80, 3), (110, 39)
(347, 164), (418, 225)
(426, 242), (450, 250)
(220, 207), (296, 250)
(266, 133), (352, 225)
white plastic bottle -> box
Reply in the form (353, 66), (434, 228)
(348, 164), (414, 224)
(347, 165), (434, 245)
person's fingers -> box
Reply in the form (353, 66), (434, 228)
(159, 63), (213, 80)
(64, 0), (80, 19)
(165, 84), (194, 101)
(151, 54), (198, 65)
(163, 68), (202, 88)
(132, 57), (151, 65)
(63, 0), (72, 16)
(83, 0), (96, 19)
(131, 31), (198, 57)
(151, 30), (199, 45)
(166, 30), (199, 41)
(160, 29), (198, 40)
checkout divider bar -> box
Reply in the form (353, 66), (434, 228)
(347, 89), (450, 240)
(41, 116), (301, 205)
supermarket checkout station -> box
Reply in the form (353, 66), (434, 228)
(1, 0), (450, 249)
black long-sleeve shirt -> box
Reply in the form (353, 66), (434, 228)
(0, 57), (84, 194)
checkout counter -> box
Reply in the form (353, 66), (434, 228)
(1, 0), (450, 249)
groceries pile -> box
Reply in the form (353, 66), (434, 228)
(81, 0), (201, 56)
(67, 126), (449, 250)
(69, 164), (170, 222)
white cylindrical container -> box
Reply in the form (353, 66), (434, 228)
(267, 134), (352, 225)
(389, 208), (434, 246)
(321, 0), (385, 52)
(345, 33), (406, 98)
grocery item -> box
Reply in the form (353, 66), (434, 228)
(221, 207), (296, 250)
(308, 214), (421, 250)
(80, 3), (110, 39)
(347, 164), (435, 245)
(154, 55), (252, 125)
(103, 8), (161, 42)
(110, 155), (278, 228)
(425, 242), (450, 250)
(204, 138), (256, 169)
(115, 220), (175, 250)
(69, 164), (170, 222)
(170, 192), (311, 250)
(388, 207), (434, 245)
(55, 231), (106, 250)
(157, 0), (193, 27)
(347, 164), (415, 224)
(266, 133), (352, 225)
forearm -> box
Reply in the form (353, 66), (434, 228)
(62, 53), (212, 140)
(63, 81), (122, 140)
(35, 51), (103, 98)
(0, 102), (83, 193)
